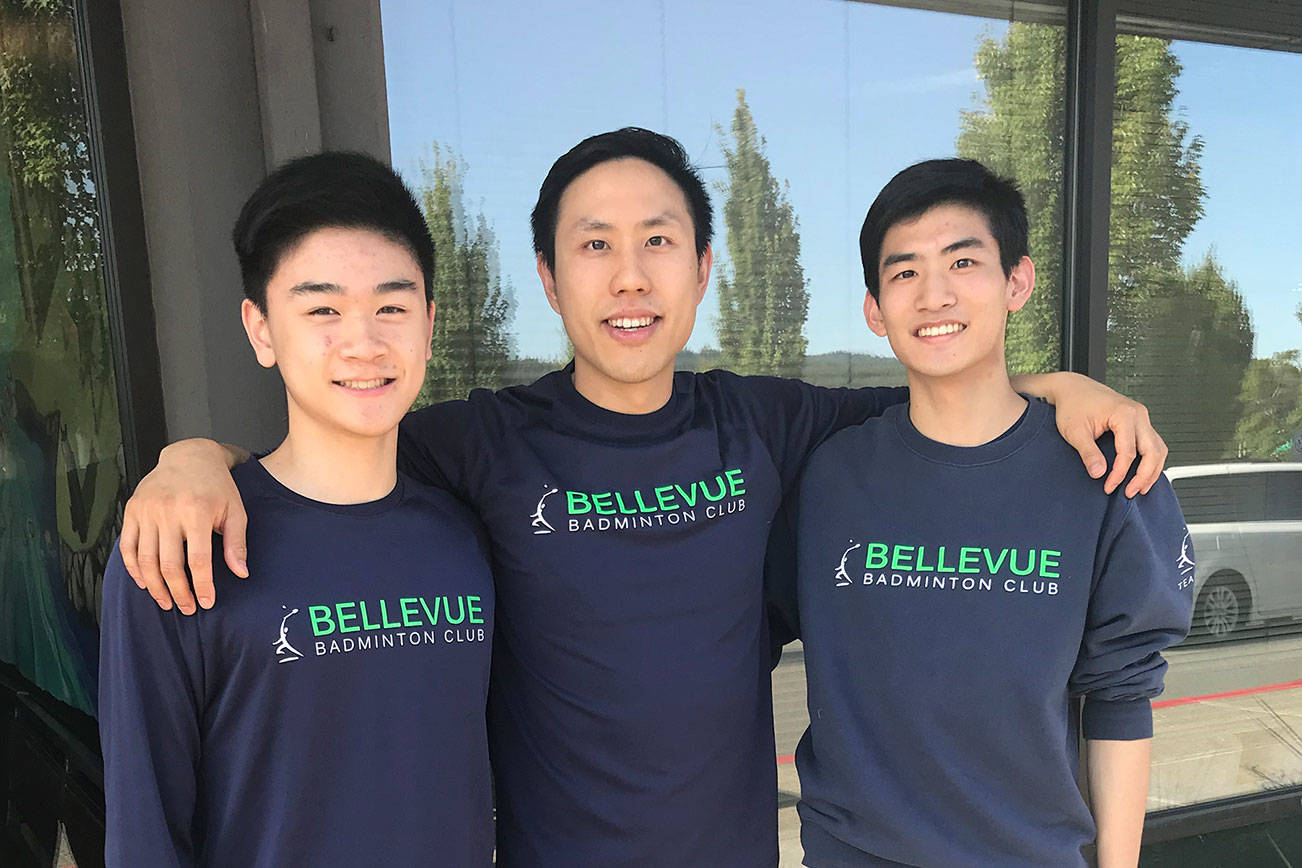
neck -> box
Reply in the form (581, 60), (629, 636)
(260, 411), (398, 504)
(571, 363), (675, 415)
(906, 365), (1027, 447)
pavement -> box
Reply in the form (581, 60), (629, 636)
(770, 633), (1302, 865)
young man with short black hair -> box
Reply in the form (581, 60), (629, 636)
(117, 132), (1167, 866)
(99, 152), (494, 866)
(785, 158), (1193, 867)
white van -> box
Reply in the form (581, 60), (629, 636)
(1165, 463), (1302, 641)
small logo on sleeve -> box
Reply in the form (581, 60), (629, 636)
(272, 605), (304, 663)
(1177, 529), (1196, 590)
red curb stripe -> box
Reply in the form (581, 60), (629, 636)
(1153, 677), (1302, 709)
(774, 679), (1302, 764)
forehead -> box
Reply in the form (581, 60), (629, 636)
(556, 158), (692, 227)
(882, 202), (995, 251)
(272, 226), (420, 278)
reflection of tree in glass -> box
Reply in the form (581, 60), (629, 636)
(0, 0), (125, 714)
(413, 146), (514, 407)
(1234, 351), (1302, 459)
(714, 90), (808, 378)
(959, 27), (1254, 463)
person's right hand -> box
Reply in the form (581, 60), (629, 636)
(119, 438), (250, 614)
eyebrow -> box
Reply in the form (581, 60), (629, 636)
(287, 278), (420, 295)
(880, 237), (986, 272)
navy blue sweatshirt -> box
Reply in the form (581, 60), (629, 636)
(99, 460), (495, 867)
(786, 399), (1193, 867)
(398, 365), (906, 867)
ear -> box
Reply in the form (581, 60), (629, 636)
(1006, 256), (1035, 313)
(863, 290), (888, 338)
(241, 299), (277, 369)
(424, 300), (436, 362)
(538, 253), (562, 315)
(693, 243), (713, 307)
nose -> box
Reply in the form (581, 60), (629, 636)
(610, 245), (650, 296)
(915, 269), (956, 311)
(338, 313), (387, 360)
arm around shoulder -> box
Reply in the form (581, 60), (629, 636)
(120, 438), (251, 615)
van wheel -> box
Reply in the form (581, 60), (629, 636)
(1195, 574), (1249, 639)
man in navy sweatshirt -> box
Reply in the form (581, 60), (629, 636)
(113, 131), (1168, 866)
(98, 153), (494, 866)
(784, 159), (1193, 867)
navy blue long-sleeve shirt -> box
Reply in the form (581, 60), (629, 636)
(398, 365), (906, 867)
(785, 398), (1193, 867)
(99, 460), (495, 867)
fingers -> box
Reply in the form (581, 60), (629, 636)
(135, 523), (173, 612)
(158, 524), (198, 615)
(1127, 423), (1169, 498)
(221, 505), (250, 579)
(1069, 427), (1107, 481)
(184, 519), (215, 610)
(1104, 436), (1137, 497)
(118, 513), (144, 590)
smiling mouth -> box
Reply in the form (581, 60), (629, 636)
(606, 315), (659, 331)
(334, 378), (395, 390)
(915, 323), (966, 338)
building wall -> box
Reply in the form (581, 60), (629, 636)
(118, 0), (390, 452)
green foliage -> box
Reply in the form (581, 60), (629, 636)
(959, 26), (1255, 461)
(957, 24), (1066, 374)
(1232, 350), (1302, 460)
(413, 147), (513, 407)
(714, 90), (809, 378)
(1112, 256), (1253, 464)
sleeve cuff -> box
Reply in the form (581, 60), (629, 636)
(1082, 696), (1153, 740)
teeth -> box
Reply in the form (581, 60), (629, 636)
(917, 323), (965, 338)
(609, 316), (655, 330)
(337, 378), (388, 390)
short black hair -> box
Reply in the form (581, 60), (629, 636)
(859, 158), (1028, 300)
(530, 128), (713, 272)
(232, 151), (434, 310)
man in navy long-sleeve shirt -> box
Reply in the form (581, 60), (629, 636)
(98, 153), (494, 866)
(781, 159), (1193, 867)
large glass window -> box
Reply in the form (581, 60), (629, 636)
(0, 0), (126, 717)
(1103, 36), (1302, 811)
(382, 2), (1066, 861)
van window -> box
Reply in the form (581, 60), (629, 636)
(1171, 473), (1267, 523)
(1266, 471), (1302, 521)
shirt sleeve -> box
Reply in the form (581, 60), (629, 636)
(397, 391), (504, 502)
(738, 376), (908, 492)
(1070, 478), (1195, 741)
(98, 543), (206, 867)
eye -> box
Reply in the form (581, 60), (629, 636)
(953, 258), (975, 269)
(307, 306), (338, 316)
(892, 269), (916, 281)
(647, 235), (666, 247)
(586, 239), (608, 251)
(378, 305), (407, 315)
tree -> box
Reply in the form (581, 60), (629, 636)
(0, 0), (123, 714)
(1232, 351), (1302, 460)
(714, 90), (809, 378)
(414, 147), (513, 407)
(958, 28), (1253, 462)
(1119, 256), (1253, 464)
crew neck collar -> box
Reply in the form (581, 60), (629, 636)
(548, 360), (693, 441)
(890, 395), (1048, 467)
(239, 457), (405, 516)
